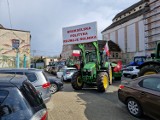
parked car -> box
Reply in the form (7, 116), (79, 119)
(57, 67), (77, 81)
(48, 77), (63, 94)
(0, 74), (48, 120)
(118, 74), (160, 120)
(122, 66), (139, 79)
(0, 68), (51, 103)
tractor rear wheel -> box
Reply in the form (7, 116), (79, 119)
(109, 63), (113, 84)
(96, 72), (109, 92)
(138, 65), (160, 77)
(71, 72), (84, 90)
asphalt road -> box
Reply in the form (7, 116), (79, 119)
(46, 74), (152, 120)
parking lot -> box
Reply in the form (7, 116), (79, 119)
(46, 75), (152, 120)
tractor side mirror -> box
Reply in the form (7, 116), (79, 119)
(151, 53), (155, 58)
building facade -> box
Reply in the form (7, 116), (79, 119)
(102, 0), (150, 64)
(0, 25), (31, 68)
(144, 0), (160, 54)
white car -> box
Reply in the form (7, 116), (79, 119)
(57, 67), (77, 81)
(122, 66), (139, 79)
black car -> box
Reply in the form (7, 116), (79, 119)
(48, 77), (63, 94)
(0, 74), (48, 120)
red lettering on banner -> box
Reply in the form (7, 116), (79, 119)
(70, 32), (88, 37)
(67, 26), (92, 34)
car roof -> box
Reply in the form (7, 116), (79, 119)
(0, 74), (28, 88)
(64, 67), (77, 70)
(140, 74), (160, 78)
(0, 68), (42, 72)
(126, 66), (138, 68)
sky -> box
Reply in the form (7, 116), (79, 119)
(0, 0), (140, 57)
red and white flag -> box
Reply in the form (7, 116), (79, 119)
(72, 50), (80, 57)
(104, 42), (110, 56)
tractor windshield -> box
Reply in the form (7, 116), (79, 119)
(86, 51), (97, 63)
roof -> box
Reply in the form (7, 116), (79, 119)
(0, 74), (27, 88)
(102, 0), (149, 33)
(0, 24), (4, 28)
(0, 68), (43, 73)
(113, 0), (145, 20)
(72, 40), (121, 52)
(108, 40), (121, 52)
(0, 24), (30, 33)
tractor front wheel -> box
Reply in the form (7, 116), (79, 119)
(71, 72), (84, 90)
(96, 72), (109, 92)
(138, 65), (160, 77)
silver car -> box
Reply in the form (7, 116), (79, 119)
(0, 68), (51, 103)
(57, 67), (77, 81)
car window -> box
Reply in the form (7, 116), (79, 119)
(139, 77), (160, 92)
(0, 88), (33, 119)
(25, 72), (37, 82)
(0, 90), (8, 104)
(42, 71), (49, 82)
(20, 81), (43, 107)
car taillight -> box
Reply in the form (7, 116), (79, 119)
(66, 72), (70, 74)
(30, 109), (48, 120)
(119, 85), (124, 89)
(41, 111), (48, 120)
(42, 82), (50, 89)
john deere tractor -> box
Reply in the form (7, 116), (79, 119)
(138, 41), (160, 76)
(71, 41), (114, 92)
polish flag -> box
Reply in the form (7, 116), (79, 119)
(72, 50), (80, 57)
(104, 42), (110, 56)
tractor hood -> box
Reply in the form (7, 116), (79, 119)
(83, 62), (96, 70)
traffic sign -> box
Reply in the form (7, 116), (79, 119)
(12, 39), (20, 49)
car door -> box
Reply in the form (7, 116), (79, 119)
(138, 77), (160, 119)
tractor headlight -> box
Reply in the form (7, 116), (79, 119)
(83, 69), (92, 76)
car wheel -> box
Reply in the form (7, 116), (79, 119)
(50, 83), (58, 94)
(131, 75), (137, 79)
(127, 98), (142, 118)
(123, 74), (127, 77)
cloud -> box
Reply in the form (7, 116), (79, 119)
(0, 0), (140, 56)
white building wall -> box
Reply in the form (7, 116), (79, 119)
(138, 20), (145, 51)
(127, 24), (136, 52)
(110, 32), (116, 43)
(118, 28), (125, 52)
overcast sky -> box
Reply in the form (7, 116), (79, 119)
(0, 0), (140, 56)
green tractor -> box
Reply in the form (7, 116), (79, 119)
(138, 42), (160, 76)
(71, 41), (122, 92)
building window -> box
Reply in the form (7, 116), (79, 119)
(112, 53), (115, 58)
(139, 6), (142, 9)
(116, 53), (119, 58)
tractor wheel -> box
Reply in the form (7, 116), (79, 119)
(109, 63), (113, 84)
(138, 65), (160, 77)
(96, 72), (109, 92)
(71, 72), (84, 90)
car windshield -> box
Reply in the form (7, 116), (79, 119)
(86, 52), (97, 63)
